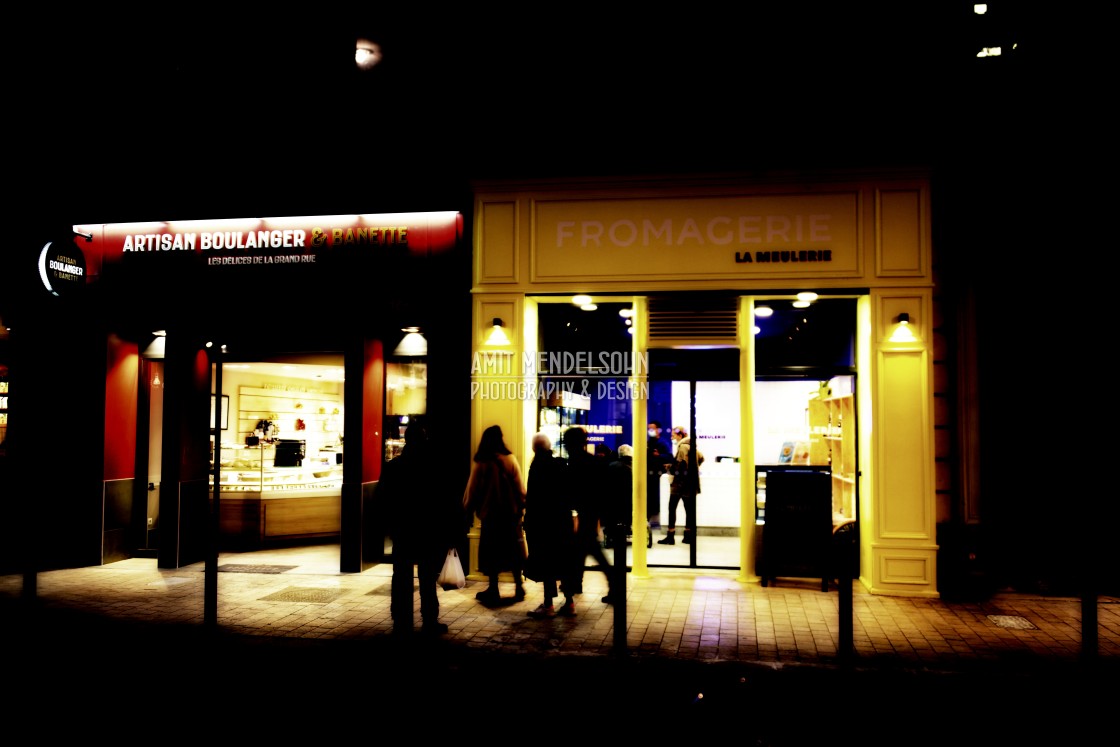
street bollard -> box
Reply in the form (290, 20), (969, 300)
(608, 523), (628, 656)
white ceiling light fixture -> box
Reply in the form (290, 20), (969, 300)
(393, 326), (428, 356)
(796, 292), (819, 302)
(572, 294), (592, 306)
(754, 306), (773, 317)
(792, 300), (811, 308)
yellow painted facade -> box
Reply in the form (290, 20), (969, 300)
(470, 172), (938, 597)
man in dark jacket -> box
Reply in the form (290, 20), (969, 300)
(564, 426), (617, 605)
(606, 443), (635, 547)
(646, 421), (673, 529)
(379, 422), (463, 635)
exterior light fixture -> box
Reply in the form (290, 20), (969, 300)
(485, 318), (511, 346)
(355, 39), (382, 70)
(889, 312), (917, 342)
(393, 326), (428, 356)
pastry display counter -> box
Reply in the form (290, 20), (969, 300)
(211, 443), (342, 548)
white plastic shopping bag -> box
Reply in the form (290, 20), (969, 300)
(438, 547), (466, 590)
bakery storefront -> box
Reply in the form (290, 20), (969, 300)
(5, 211), (467, 574)
(469, 173), (942, 598)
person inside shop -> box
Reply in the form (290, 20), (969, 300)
(658, 426), (704, 545)
(563, 426), (618, 605)
(607, 443), (642, 548)
(646, 421), (673, 532)
(463, 424), (527, 606)
(378, 421), (462, 635)
(524, 432), (578, 618)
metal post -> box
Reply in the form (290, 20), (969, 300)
(205, 345), (222, 627)
(688, 380), (697, 566)
(609, 522), (628, 656)
(835, 522), (855, 666)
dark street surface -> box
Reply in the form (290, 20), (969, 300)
(3, 598), (1110, 745)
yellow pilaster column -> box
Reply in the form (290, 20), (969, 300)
(738, 297), (760, 583)
(864, 290), (939, 597)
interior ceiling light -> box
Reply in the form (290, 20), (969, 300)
(618, 308), (634, 318)
(580, 303), (598, 311)
(754, 306), (773, 318)
(572, 294), (592, 306)
(792, 301), (811, 308)
(796, 292), (819, 302)
(355, 39), (382, 70)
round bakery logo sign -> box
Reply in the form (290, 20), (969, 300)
(38, 240), (86, 297)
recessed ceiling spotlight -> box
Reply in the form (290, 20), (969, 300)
(572, 294), (592, 306)
(754, 306), (773, 318)
(796, 292), (818, 302)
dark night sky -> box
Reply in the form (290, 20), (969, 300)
(14, 4), (1048, 225)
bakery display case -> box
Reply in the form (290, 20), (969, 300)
(211, 443), (343, 548)
(212, 443), (342, 492)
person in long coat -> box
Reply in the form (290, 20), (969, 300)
(523, 432), (578, 618)
(463, 424), (526, 605)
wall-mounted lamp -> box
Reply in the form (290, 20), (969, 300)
(889, 313), (917, 342)
(485, 317), (512, 346)
(393, 326), (428, 356)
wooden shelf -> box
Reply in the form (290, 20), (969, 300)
(809, 394), (856, 520)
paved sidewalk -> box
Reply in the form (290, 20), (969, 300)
(2, 554), (1117, 668)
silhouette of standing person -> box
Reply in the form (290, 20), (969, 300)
(658, 426), (704, 545)
(646, 421), (673, 530)
(524, 432), (578, 618)
(607, 443), (635, 547)
(564, 426), (617, 606)
(380, 422), (462, 635)
(463, 424), (527, 605)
